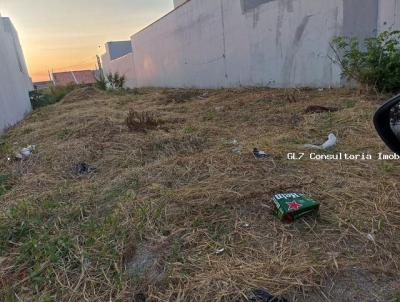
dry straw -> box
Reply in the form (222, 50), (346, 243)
(0, 87), (399, 301)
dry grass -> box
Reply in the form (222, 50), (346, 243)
(160, 88), (207, 104)
(0, 87), (399, 301)
(126, 110), (161, 132)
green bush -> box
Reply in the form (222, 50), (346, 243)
(95, 74), (107, 90)
(95, 72), (126, 91)
(30, 83), (77, 109)
(331, 30), (400, 92)
(107, 72), (126, 90)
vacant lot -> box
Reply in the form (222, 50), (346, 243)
(0, 87), (399, 301)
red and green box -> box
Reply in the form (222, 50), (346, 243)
(272, 193), (320, 222)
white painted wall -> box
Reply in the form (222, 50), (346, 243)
(378, 0), (400, 32)
(131, 0), (346, 88)
(0, 14), (32, 133)
(174, 0), (188, 8)
(102, 52), (137, 88)
(106, 41), (133, 60)
(101, 40), (137, 89)
(103, 0), (400, 89)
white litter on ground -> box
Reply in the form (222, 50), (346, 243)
(15, 144), (36, 159)
(304, 133), (337, 149)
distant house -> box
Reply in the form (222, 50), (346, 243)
(51, 70), (96, 86)
(33, 80), (53, 90)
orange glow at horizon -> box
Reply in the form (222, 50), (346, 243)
(0, 0), (173, 82)
(26, 50), (99, 82)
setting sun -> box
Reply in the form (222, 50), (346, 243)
(0, 0), (172, 81)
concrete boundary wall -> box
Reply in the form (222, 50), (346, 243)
(131, 0), (346, 88)
(103, 0), (400, 89)
(103, 53), (137, 88)
(106, 41), (132, 60)
(378, 0), (400, 32)
(0, 14), (32, 133)
(101, 41), (137, 88)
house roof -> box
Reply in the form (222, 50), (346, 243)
(52, 70), (96, 86)
(33, 80), (52, 86)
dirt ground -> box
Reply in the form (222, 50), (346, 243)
(0, 87), (399, 301)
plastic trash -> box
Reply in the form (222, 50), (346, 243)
(215, 248), (225, 255)
(304, 133), (337, 149)
(272, 193), (320, 222)
(367, 233), (375, 243)
(15, 144), (36, 160)
(246, 288), (288, 302)
(199, 92), (209, 99)
(74, 162), (96, 175)
(229, 139), (242, 155)
(304, 105), (338, 114)
(232, 146), (243, 155)
(253, 148), (269, 158)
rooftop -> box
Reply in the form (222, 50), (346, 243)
(51, 70), (96, 86)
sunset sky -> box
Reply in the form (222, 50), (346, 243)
(0, 0), (172, 82)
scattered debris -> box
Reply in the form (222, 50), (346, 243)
(199, 92), (209, 99)
(304, 105), (339, 114)
(74, 162), (96, 175)
(272, 192), (320, 222)
(253, 148), (269, 158)
(215, 248), (225, 255)
(367, 233), (375, 243)
(232, 146), (243, 155)
(14, 144), (36, 160)
(304, 133), (337, 149)
(133, 293), (147, 302)
(228, 139), (243, 155)
(246, 288), (288, 302)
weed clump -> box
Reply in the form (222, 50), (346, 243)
(0, 174), (13, 197)
(96, 72), (126, 90)
(332, 30), (400, 92)
(30, 83), (78, 109)
(125, 109), (161, 132)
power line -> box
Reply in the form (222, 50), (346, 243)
(50, 56), (97, 72)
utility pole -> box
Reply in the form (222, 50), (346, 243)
(96, 55), (103, 78)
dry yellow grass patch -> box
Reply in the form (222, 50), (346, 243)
(0, 87), (399, 301)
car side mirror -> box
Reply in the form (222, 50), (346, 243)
(374, 94), (400, 155)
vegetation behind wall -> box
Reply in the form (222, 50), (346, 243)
(30, 84), (79, 110)
(332, 30), (400, 93)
